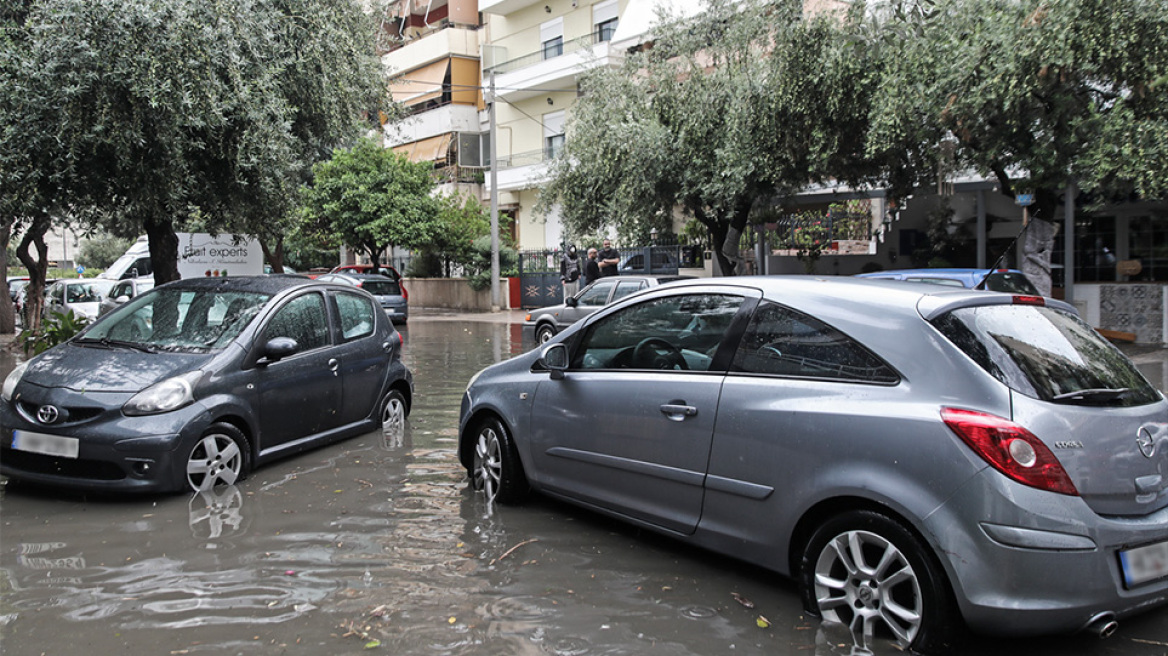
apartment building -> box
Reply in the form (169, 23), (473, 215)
(380, 0), (487, 200)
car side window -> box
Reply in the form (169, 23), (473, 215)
(573, 293), (744, 372)
(577, 281), (614, 306)
(731, 301), (898, 384)
(611, 280), (645, 302)
(263, 293), (330, 351)
(334, 291), (376, 341)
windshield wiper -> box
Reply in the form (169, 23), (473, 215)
(76, 337), (157, 353)
(1052, 388), (1132, 404)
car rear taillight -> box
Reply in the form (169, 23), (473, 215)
(941, 407), (1078, 496)
(1012, 295), (1045, 306)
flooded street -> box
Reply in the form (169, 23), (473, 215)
(3, 315), (1168, 656)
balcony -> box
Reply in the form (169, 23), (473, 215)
(486, 30), (622, 101)
(478, 0), (543, 15)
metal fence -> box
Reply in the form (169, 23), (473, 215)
(516, 244), (688, 308)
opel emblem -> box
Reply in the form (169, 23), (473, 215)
(1137, 427), (1156, 459)
(36, 405), (60, 425)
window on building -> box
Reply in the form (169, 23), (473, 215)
(541, 18), (564, 59)
(543, 110), (565, 160)
(594, 0), (619, 42)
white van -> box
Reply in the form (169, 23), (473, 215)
(100, 234), (263, 281)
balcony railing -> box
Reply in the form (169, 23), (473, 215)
(487, 29), (609, 75)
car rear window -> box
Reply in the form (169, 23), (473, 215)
(361, 281), (401, 296)
(933, 305), (1159, 406)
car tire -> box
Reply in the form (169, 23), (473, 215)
(535, 323), (557, 344)
(800, 509), (959, 654)
(470, 417), (529, 504)
(184, 423), (251, 493)
(381, 389), (408, 434)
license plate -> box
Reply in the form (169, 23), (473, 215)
(1120, 539), (1168, 588)
(11, 430), (79, 459)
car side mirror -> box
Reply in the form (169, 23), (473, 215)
(565, 297), (578, 308)
(260, 336), (298, 364)
(115, 295), (130, 303)
(541, 343), (569, 380)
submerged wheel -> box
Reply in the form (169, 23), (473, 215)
(185, 423), (250, 493)
(801, 510), (958, 654)
(535, 323), (557, 344)
(470, 417), (529, 504)
(381, 389), (408, 433)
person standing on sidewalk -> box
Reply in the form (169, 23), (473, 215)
(597, 239), (620, 277)
(560, 245), (581, 300)
(583, 248), (601, 287)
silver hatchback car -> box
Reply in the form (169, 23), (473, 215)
(459, 276), (1168, 653)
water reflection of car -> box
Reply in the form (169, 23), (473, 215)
(314, 272), (408, 324)
(98, 278), (156, 317)
(43, 278), (116, 321)
(524, 275), (691, 344)
(461, 275), (1168, 653)
(2, 276), (413, 494)
(855, 268), (1040, 294)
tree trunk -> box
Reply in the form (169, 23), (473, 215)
(0, 219), (14, 335)
(145, 219), (180, 283)
(259, 237), (286, 273)
(17, 216), (50, 335)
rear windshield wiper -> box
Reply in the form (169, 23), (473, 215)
(1052, 388), (1132, 404)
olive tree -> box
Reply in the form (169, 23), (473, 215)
(10, 0), (388, 286)
(867, 0), (1168, 293)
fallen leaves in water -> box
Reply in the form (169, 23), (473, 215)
(756, 615), (772, 629)
(731, 592), (755, 608)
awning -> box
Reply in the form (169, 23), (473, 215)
(392, 133), (452, 163)
(390, 58), (449, 106)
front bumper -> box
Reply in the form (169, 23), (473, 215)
(1, 393), (212, 493)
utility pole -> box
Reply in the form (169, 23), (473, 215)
(488, 72), (501, 311)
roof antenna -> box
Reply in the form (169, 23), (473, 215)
(976, 193), (1036, 290)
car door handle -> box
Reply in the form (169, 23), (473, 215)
(328, 358), (339, 374)
(660, 403), (698, 420)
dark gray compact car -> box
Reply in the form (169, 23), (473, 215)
(315, 272), (408, 324)
(2, 276), (412, 494)
(460, 276), (1168, 653)
(524, 274), (690, 343)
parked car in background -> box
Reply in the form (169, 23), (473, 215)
(314, 272), (408, 324)
(856, 267), (1040, 294)
(8, 277), (29, 321)
(43, 279), (116, 321)
(619, 250), (679, 274)
(2, 275), (413, 494)
(98, 278), (156, 317)
(461, 275), (1168, 653)
(524, 274), (691, 344)
(330, 264), (407, 301)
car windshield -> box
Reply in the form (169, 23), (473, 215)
(361, 280), (401, 296)
(80, 287), (271, 352)
(933, 304), (1159, 406)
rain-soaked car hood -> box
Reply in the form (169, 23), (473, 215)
(22, 342), (212, 393)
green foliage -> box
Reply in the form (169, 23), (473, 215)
(538, 0), (880, 274)
(19, 310), (89, 356)
(3, 0), (389, 283)
(466, 235), (517, 291)
(300, 139), (440, 267)
(77, 235), (134, 269)
(421, 192), (492, 277)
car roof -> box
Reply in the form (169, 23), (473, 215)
(321, 272), (395, 282)
(159, 275), (323, 294)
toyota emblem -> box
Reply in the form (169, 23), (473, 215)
(36, 405), (60, 425)
(1137, 427), (1156, 459)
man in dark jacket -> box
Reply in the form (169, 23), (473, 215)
(583, 248), (601, 286)
(560, 245), (581, 300)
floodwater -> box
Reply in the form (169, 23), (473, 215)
(2, 316), (1168, 656)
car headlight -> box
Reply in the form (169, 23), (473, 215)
(2, 360), (30, 402)
(123, 371), (202, 416)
